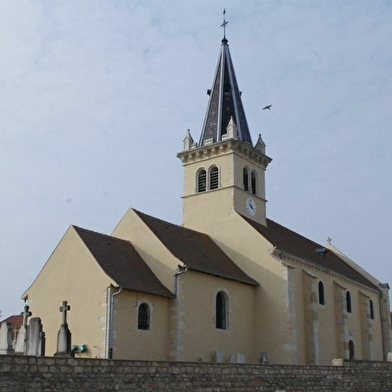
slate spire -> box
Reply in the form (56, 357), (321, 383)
(199, 36), (253, 146)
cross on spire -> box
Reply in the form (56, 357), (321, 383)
(59, 301), (71, 326)
(221, 9), (228, 40)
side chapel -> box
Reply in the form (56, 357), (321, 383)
(22, 26), (392, 365)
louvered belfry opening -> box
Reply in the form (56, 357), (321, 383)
(197, 169), (207, 192)
(210, 166), (219, 190)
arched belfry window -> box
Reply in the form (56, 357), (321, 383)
(346, 291), (352, 314)
(243, 167), (249, 191)
(138, 303), (150, 330)
(251, 171), (257, 195)
(216, 291), (228, 330)
(349, 340), (355, 359)
(197, 169), (207, 192)
(318, 281), (325, 305)
(209, 166), (219, 190)
(369, 299), (374, 320)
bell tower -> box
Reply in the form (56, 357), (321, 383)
(178, 20), (272, 231)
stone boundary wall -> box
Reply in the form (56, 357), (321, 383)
(1, 356), (392, 391)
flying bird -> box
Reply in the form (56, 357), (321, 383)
(263, 105), (272, 110)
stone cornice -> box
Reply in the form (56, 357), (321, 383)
(177, 139), (272, 168)
(269, 247), (381, 295)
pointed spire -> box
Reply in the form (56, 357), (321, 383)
(199, 21), (253, 147)
(255, 134), (266, 154)
(183, 129), (195, 150)
(225, 116), (238, 139)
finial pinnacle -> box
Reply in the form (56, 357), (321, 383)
(221, 9), (228, 41)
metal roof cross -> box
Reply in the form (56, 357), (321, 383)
(221, 9), (228, 39)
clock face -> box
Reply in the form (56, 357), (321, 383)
(246, 198), (256, 216)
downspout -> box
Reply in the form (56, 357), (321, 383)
(108, 285), (123, 359)
(172, 266), (188, 361)
(173, 266), (188, 295)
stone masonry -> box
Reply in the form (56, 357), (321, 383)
(1, 355), (392, 391)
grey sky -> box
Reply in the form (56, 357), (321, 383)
(1, 1), (391, 319)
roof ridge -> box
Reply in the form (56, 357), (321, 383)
(133, 209), (212, 238)
(72, 225), (132, 245)
(242, 215), (377, 290)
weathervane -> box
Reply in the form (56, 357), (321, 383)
(221, 9), (228, 39)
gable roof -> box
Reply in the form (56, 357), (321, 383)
(242, 216), (378, 290)
(2, 315), (23, 329)
(133, 210), (258, 286)
(73, 226), (173, 298)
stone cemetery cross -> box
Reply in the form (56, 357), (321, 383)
(15, 305), (32, 354)
(55, 300), (72, 356)
(60, 301), (70, 326)
(22, 305), (32, 327)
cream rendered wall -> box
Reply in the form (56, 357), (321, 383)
(182, 189), (386, 364)
(181, 144), (268, 227)
(22, 226), (115, 358)
(317, 275), (340, 364)
(182, 147), (234, 196)
(182, 150), (303, 364)
(173, 270), (256, 363)
(111, 209), (178, 292)
(182, 151), (236, 224)
(369, 295), (383, 358)
(232, 153), (267, 200)
(294, 258), (384, 363)
(232, 153), (267, 224)
(182, 197), (295, 364)
(327, 244), (391, 359)
(112, 290), (170, 360)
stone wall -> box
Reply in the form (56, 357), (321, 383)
(1, 355), (392, 391)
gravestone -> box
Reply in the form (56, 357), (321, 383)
(214, 350), (223, 363)
(15, 305), (32, 354)
(260, 352), (269, 364)
(12, 327), (18, 350)
(229, 353), (245, 363)
(54, 301), (72, 357)
(0, 322), (15, 355)
(26, 318), (45, 356)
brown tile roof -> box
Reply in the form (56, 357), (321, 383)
(73, 226), (173, 298)
(242, 216), (378, 290)
(2, 315), (23, 329)
(133, 210), (258, 286)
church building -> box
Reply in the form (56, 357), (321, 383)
(22, 29), (391, 365)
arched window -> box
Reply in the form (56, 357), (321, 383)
(210, 166), (219, 190)
(318, 281), (325, 305)
(138, 303), (150, 330)
(349, 340), (355, 359)
(216, 291), (228, 330)
(346, 291), (352, 314)
(197, 169), (207, 192)
(369, 299), (374, 320)
(251, 171), (257, 195)
(243, 167), (249, 191)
